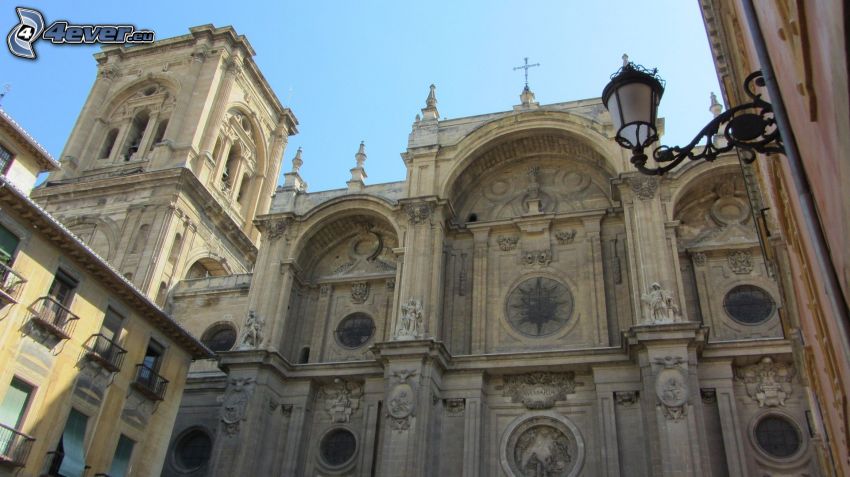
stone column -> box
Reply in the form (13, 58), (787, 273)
(159, 46), (209, 166)
(583, 215), (609, 345)
(136, 110), (160, 160)
(619, 176), (684, 324)
(699, 362), (748, 476)
(462, 376), (485, 477)
(395, 200), (444, 339)
(372, 340), (448, 477)
(277, 380), (315, 476)
(309, 284), (334, 362)
(246, 217), (296, 353)
(593, 367), (623, 477)
(627, 322), (708, 477)
(61, 66), (118, 170)
(198, 56), (241, 156)
(470, 227), (490, 353)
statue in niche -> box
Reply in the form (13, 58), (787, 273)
(238, 311), (264, 349)
(641, 282), (680, 324)
(394, 299), (423, 340)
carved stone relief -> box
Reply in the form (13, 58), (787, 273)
(555, 230), (576, 244)
(629, 176), (658, 200)
(700, 389), (717, 404)
(405, 202), (434, 225)
(736, 357), (795, 407)
(318, 221), (397, 278)
(445, 398), (466, 416)
(350, 282), (369, 304)
(393, 299), (424, 340)
(260, 217), (293, 242)
(728, 250), (753, 274)
(498, 236), (519, 251)
(653, 356), (688, 421)
(502, 372), (577, 409)
(319, 378), (363, 423)
(614, 391), (638, 406)
(387, 369), (418, 432)
(219, 377), (256, 436)
(457, 157), (611, 222)
(522, 249), (552, 267)
(691, 252), (707, 266)
(501, 414), (584, 477)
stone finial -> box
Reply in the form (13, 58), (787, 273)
(291, 147), (303, 173)
(425, 84), (437, 107)
(347, 141), (367, 190)
(520, 85), (537, 107)
(355, 141), (366, 168)
(622, 53), (629, 67)
(421, 84), (439, 120)
(709, 92), (722, 117)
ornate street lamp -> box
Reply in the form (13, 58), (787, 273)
(601, 57), (784, 175)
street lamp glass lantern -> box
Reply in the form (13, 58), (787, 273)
(602, 64), (665, 152)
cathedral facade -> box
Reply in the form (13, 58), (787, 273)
(32, 26), (824, 477)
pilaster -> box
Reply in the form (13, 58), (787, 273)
(626, 322), (708, 477)
(371, 339), (449, 477)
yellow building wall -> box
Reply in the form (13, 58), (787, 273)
(0, 205), (193, 477)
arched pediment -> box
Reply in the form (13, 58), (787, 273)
(292, 209), (400, 281)
(447, 131), (615, 223)
(439, 110), (621, 200)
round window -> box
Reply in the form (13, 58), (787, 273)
(320, 428), (357, 467)
(505, 277), (574, 337)
(723, 285), (775, 325)
(201, 324), (237, 352)
(754, 415), (801, 458)
(335, 313), (375, 349)
(175, 429), (212, 471)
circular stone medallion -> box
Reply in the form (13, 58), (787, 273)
(655, 368), (689, 408)
(501, 414), (584, 477)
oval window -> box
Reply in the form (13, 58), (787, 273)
(754, 415), (801, 458)
(335, 313), (375, 349)
(320, 428), (357, 467)
(201, 324), (237, 352)
(723, 285), (775, 325)
(175, 429), (212, 471)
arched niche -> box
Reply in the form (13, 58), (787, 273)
(673, 167), (758, 248)
(185, 258), (230, 280)
(295, 214), (399, 282)
(447, 130), (615, 223)
(283, 209), (399, 363)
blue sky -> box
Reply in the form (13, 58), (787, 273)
(0, 1), (721, 192)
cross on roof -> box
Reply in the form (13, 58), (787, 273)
(513, 57), (540, 89)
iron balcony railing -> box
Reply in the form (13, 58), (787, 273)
(0, 423), (34, 468)
(42, 450), (63, 476)
(131, 364), (168, 401)
(28, 296), (79, 340)
(0, 262), (26, 305)
(84, 334), (127, 373)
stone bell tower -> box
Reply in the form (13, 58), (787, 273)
(31, 25), (298, 304)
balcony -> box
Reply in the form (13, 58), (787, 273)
(83, 334), (127, 373)
(130, 364), (168, 401)
(0, 423), (34, 468)
(28, 297), (79, 341)
(0, 262), (26, 306)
